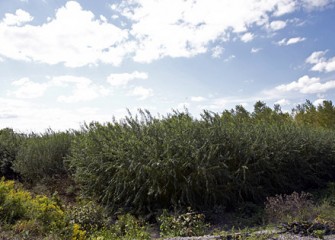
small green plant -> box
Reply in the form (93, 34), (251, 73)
(90, 214), (150, 240)
(67, 200), (108, 234)
(312, 229), (326, 239)
(158, 208), (209, 237)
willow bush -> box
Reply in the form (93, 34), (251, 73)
(68, 106), (335, 213)
(13, 130), (73, 182)
(0, 128), (24, 179)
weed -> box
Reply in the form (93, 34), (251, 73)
(158, 208), (209, 237)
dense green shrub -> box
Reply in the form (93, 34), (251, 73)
(68, 106), (335, 213)
(0, 128), (24, 179)
(13, 130), (73, 182)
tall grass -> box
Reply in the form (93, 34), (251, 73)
(13, 129), (73, 182)
(68, 109), (335, 213)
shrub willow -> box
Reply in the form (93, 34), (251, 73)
(68, 108), (335, 213)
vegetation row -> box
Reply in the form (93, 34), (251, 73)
(1, 100), (335, 238)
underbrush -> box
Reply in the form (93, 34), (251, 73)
(2, 177), (335, 239)
(0, 178), (151, 239)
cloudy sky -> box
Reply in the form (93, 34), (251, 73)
(1, 0), (335, 132)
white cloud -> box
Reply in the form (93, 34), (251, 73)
(277, 37), (306, 45)
(2, 9), (33, 26)
(9, 75), (110, 102)
(0, 56), (4, 62)
(240, 32), (254, 42)
(275, 98), (290, 106)
(191, 96), (207, 102)
(0, 1), (130, 67)
(306, 51), (326, 64)
(128, 86), (153, 100)
(313, 98), (326, 106)
(0, 1), (333, 66)
(52, 76), (110, 103)
(271, 75), (335, 94)
(251, 47), (262, 53)
(306, 51), (335, 72)
(302, 0), (333, 10)
(211, 46), (224, 58)
(286, 37), (306, 45)
(269, 20), (287, 31)
(116, 0), (332, 63)
(273, 0), (297, 16)
(107, 71), (148, 87)
(10, 77), (49, 98)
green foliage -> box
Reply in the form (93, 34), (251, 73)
(13, 129), (73, 182)
(67, 200), (108, 233)
(68, 105), (335, 213)
(0, 178), (66, 235)
(0, 128), (24, 179)
(0, 178), (29, 223)
(89, 214), (150, 240)
(158, 208), (208, 237)
(293, 100), (335, 129)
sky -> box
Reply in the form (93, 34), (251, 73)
(0, 0), (335, 132)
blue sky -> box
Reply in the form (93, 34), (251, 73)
(0, 0), (335, 132)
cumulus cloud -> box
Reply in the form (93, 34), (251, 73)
(306, 51), (335, 72)
(270, 75), (335, 94)
(10, 77), (49, 98)
(115, 0), (333, 63)
(128, 86), (153, 100)
(0, 1), (334, 66)
(107, 71), (148, 86)
(0, 1), (130, 67)
(277, 37), (306, 45)
(273, 0), (297, 16)
(52, 76), (110, 103)
(268, 20), (287, 31)
(2, 9), (33, 26)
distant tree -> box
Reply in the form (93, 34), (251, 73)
(293, 100), (335, 129)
